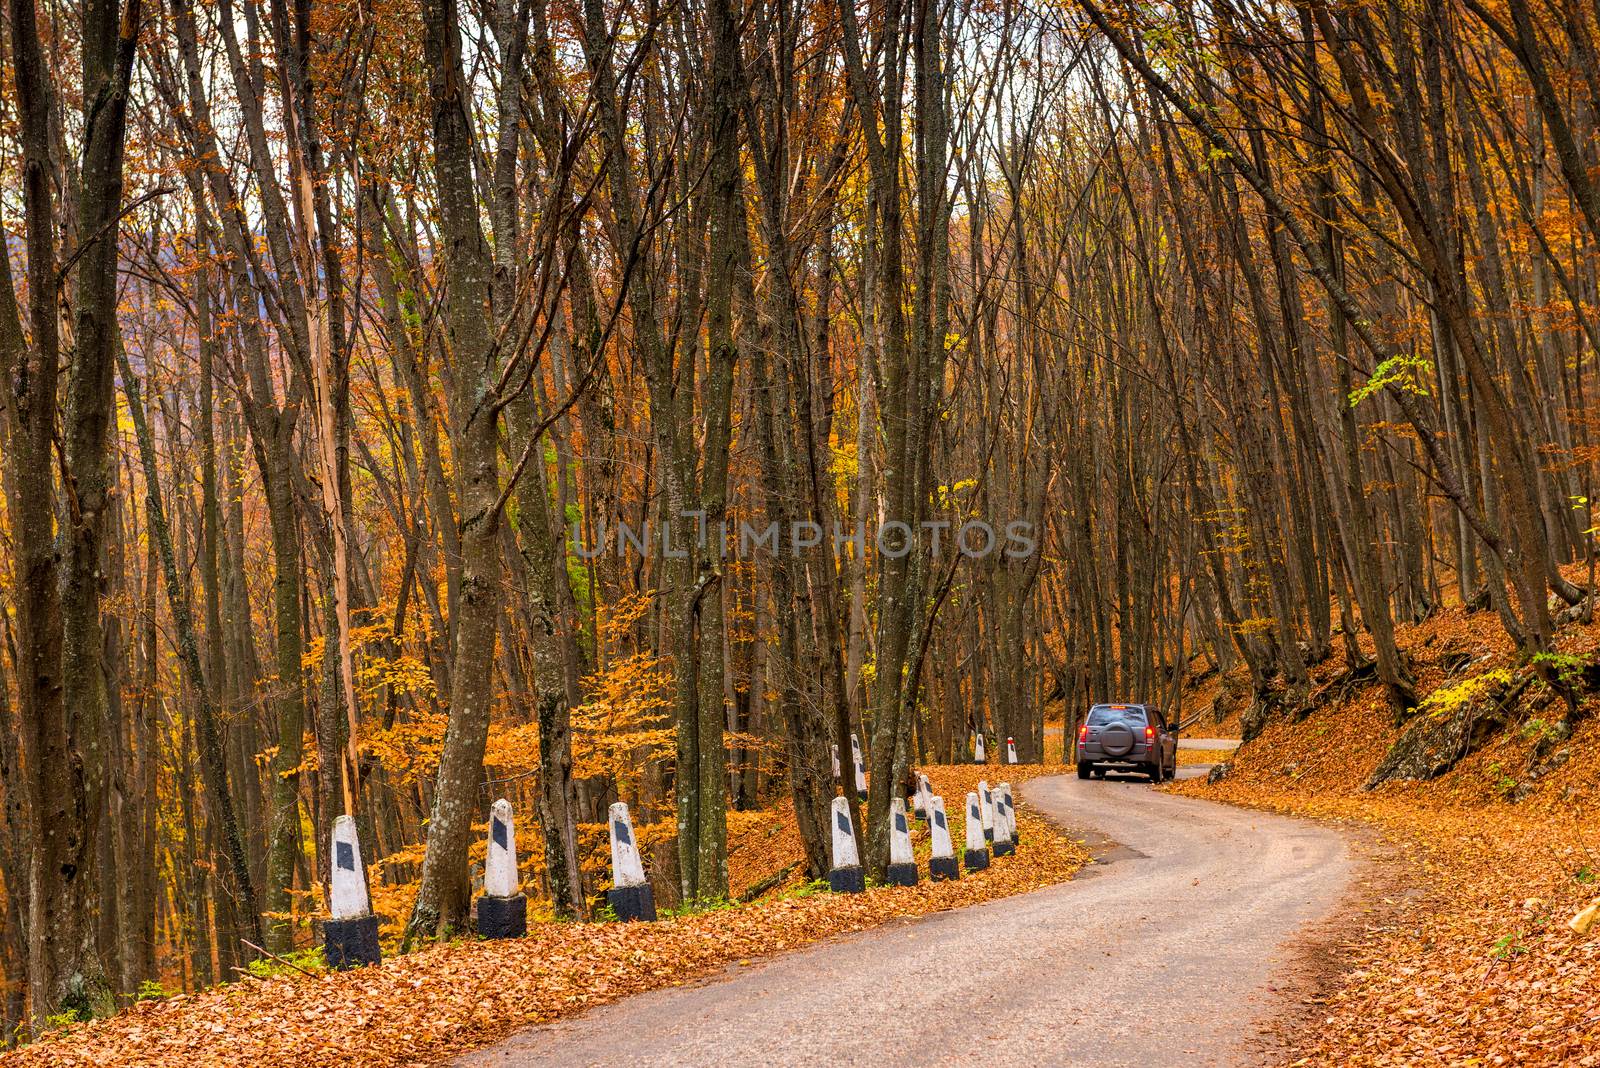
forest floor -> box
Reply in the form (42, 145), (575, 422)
(1, 766), (1087, 1067)
(1171, 598), (1600, 1065)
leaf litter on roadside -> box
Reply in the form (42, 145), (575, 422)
(6, 765), (1086, 1068)
(1172, 600), (1600, 1067)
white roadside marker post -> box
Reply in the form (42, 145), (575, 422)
(991, 782), (1016, 857)
(606, 802), (657, 921)
(1002, 784), (1019, 852)
(913, 772), (931, 820)
(851, 733), (868, 801)
(973, 731), (987, 764)
(324, 815), (381, 968)
(475, 799), (527, 938)
(979, 779), (995, 843)
(962, 792), (990, 872)
(829, 796), (866, 893)
(1006, 736), (1018, 764)
(927, 796), (959, 881)
(886, 798), (919, 886)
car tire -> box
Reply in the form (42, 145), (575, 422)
(1077, 762), (1092, 780)
(1147, 761), (1162, 783)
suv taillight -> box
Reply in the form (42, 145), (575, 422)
(1145, 725), (1155, 744)
(1077, 723), (1088, 743)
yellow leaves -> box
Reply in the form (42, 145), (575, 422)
(596, 590), (654, 645)
(572, 724), (674, 783)
(572, 640), (674, 788)
(1416, 668), (1512, 720)
(934, 478), (977, 510)
(482, 721), (541, 780)
(368, 844), (428, 939)
(723, 731), (784, 759)
(463, 588), (678, 795)
(1231, 614), (1277, 636)
(279, 753), (320, 780)
(356, 654), (436, 702)
(303, 620), (437, 706)
(365, 711), (449, 788)
(830, 440), (859, 485)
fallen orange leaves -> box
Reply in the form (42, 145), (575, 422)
(1173, 600), (1600, 1066)
(1186, 789), (1600, 1066)
(5, 765), (1085, 1067)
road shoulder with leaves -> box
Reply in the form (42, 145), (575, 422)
(0, 766), (1081, 1067)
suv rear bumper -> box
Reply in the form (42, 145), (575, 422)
(1078, 743), (1155, 764)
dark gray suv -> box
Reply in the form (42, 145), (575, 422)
(1076, 703), (1177, 782)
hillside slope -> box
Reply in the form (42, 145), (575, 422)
(1176, 602), (1600, 1065)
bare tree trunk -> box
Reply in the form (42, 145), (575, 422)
(406, 0), (505, 941)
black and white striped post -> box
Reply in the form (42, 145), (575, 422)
(1002, 784), (1019, 852)
(962, 792), (990, 872)
(978, 780), (995, 843)
(850, 733), (868, 801)
(829, 796), (865, 893)
(928, 796), (959, 881)
(606, 802), (657, 921)
(886, 798), (919, 887)
(476, 798), (527, 938)
(991, 782), (1016, 857)
(324, 815), (381, 968)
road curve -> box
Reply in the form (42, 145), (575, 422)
(1177, 737), (1242, 752)
(459, 770), (1350, 1067)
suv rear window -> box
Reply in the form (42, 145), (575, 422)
(1088, 705), (1147, 726)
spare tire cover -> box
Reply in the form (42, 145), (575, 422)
(1100, 724), (1134, 757)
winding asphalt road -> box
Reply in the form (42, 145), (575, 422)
(460, 765), (1349, 1067)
